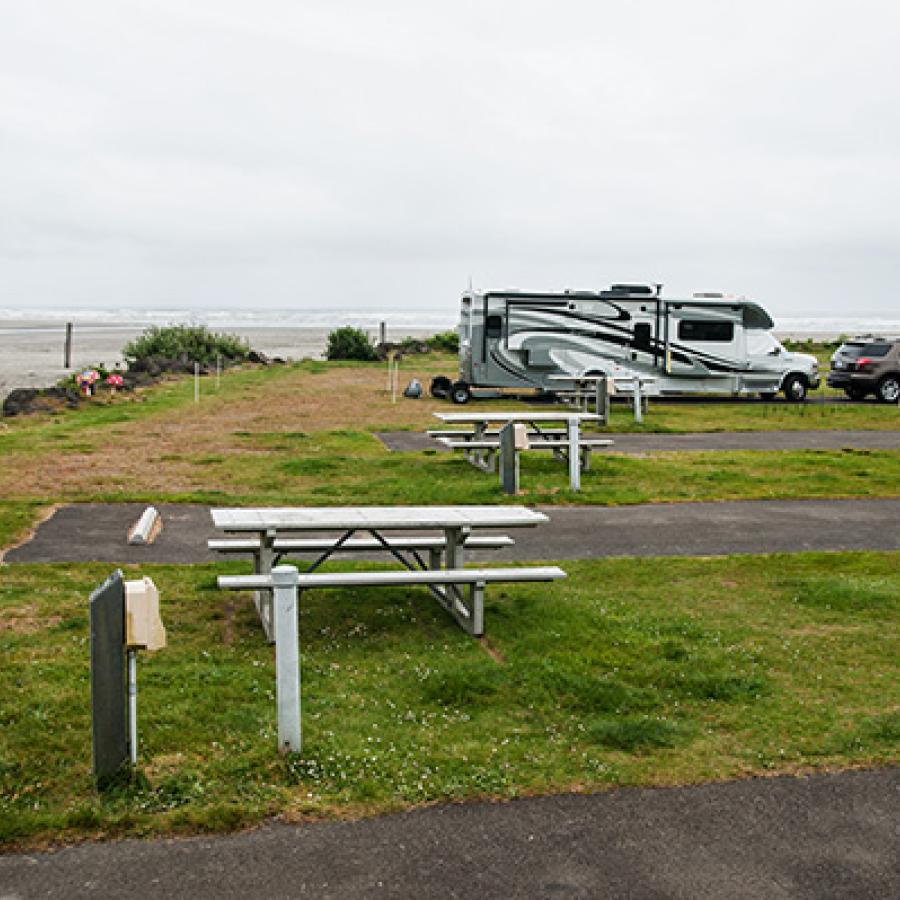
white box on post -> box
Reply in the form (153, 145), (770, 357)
(125, 577), (166, 651)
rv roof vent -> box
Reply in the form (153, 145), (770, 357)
(610, 284), (655, 294)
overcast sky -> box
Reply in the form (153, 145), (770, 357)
(2, 0), (898, 317)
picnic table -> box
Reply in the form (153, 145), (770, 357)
(211, 506), (566, 753)
(430, 411), (612, 489)
(548, 373), (656, 422)
(210, 506), (563, 639)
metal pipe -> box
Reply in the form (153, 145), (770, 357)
(127, 649), (138, 766)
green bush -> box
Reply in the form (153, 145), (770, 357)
(326, 327), (377, 361)
(122, 324), (249, 365)
(425, 331), (459, 354)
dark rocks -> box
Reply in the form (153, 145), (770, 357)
(248, 350), (271, 365)
(3, 386), (80, 417)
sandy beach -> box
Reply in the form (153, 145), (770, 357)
(0, 320), (439, 396)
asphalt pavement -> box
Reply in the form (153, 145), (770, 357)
(376, 428), (900, 454)
(1, 768), (897, 899)
(6, 497), (900, 564)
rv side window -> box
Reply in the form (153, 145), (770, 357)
(678, 320), (734, 342)
(486, 315), (503, 339)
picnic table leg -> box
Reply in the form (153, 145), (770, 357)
(272, 565), (301, 754)
(568, 417), (581, 491)
(470, 581), (485, 636)
(256, 529), (277, 643)
(438, 526), (477, 632)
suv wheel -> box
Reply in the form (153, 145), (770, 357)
(876, 374), (900, 404)
(450, 381), (472, 404)
(782, 374), (808, 402)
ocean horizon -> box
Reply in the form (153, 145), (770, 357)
(2, 306), (899, 338)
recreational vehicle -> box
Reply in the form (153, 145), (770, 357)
(444, 285), (819, 403)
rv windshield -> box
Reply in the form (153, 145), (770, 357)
(746, 331), (784, 356)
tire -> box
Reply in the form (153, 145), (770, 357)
(782, 373), (808, 402)
(450, 381), (472, 404)
(876, 374), (900, 404)
(759, 391), (776, 401)
(844, 386), (868, 401)
(430, 376), (452, 399)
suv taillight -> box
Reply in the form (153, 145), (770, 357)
(855, 357), (873, 371)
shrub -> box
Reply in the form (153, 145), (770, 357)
(326, 327), (377, 361)
(122, 324), (249, 366)
(425, 331), (459, 354)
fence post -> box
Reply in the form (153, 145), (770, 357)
(567, 416), (581, 491)
(272, 565), (301, 754)
(64, 322), (73, 368)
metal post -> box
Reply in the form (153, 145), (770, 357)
(194, 362), (200, 403)
(597, 375), (609, 425)
(216, 354), (221, 390)
(568, 417), (581, 491)
(633, 376), (643, 424)
(127, 649), (138, 765)
(272, 565), (301, 754)
(499, 422), (519, 495)
(379, 321), (386, 345)
(64, 322), (73, 369)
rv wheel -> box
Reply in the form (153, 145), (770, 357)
(430, 376), (452, 399)
(782, 374), (808, 402)
(450, 381), (472, 404)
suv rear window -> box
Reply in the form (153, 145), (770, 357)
(837, 342), (892, 358)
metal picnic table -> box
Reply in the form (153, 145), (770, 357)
(211, 506), (565, 752)
(431, 411), (609, 489)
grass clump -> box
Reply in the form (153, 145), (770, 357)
(588, 716), (686, 750)
(123, 324), (249, 366)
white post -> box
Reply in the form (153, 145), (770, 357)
(272, 565), (301, 754)
(633, 376), (643, 424)
(386, 353), (394, 393)
(391, 358), (399, 403)
(568, 416), (581, 491)
(194, 362), (200, 403)
(127, 649), (138, 765)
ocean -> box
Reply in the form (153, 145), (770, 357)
(1, 307), (898, 338)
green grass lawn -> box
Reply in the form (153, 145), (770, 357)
(1, 552), (897, 846)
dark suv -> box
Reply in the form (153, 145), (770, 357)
(827, 337), (900, 402)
